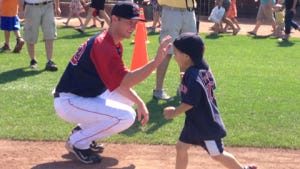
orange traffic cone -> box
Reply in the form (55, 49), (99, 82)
(131, 8), (149, 44)
(130, 20), (148, 71)
(139, 8), (150, 44)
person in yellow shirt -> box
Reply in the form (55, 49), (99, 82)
(153, 0), (197, 100)
(0, 0), (24, 53)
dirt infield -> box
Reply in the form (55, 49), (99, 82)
(1, 140), (300, 169)
(1, 18), (299, 169)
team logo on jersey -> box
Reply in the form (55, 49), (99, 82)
(71, 41), (87, 65)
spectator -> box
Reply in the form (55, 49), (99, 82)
(75, 0), (110, 33)
(0, 0), (25, 53)
(53, 2), (172, 164)
(22, 0), (61, 71)
(89, 9), (105, 28)
(224, 0), (241, 32)
(248, 0), (276, 36)
(214, 0), (239, 35)
(145, 0), (161, 32)
(273, 2), (285, 39)
(195, 0), (201, 33)
(63, 0), (85, 27)
(163, 32), (257, 169)
(283, 0), (300, 40)
(153, 0), (197, 100)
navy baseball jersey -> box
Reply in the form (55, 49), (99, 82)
(179, 66), (227, 144)
(55, 30), (129, 97)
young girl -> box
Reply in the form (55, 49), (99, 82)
(63, 0), (85, 26)
(163, 32), (257, 169)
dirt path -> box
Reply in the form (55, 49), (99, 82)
(1, 140), (300, 169)
(1, 17), (299, 169)
(54, 16), (300, 38)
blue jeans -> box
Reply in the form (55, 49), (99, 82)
(284, 10), (300, 35)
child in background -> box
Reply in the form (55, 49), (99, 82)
(89, 9), (105, 28)
(146, 0), (161, 32)
(282, 0), (300, 40)
(273, 2), (285, 39)
(163, 32), (257, 169)
(0, 0), (24, 53)
(224, 0), (241, 32)
(63, 0), (85, 27)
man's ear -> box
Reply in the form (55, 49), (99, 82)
(111, 15), (118, 22)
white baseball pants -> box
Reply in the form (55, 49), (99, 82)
(54, 90), (136, 149)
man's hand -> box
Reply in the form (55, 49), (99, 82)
(154, 35), (172, 66)
(136, 102), (149, 126)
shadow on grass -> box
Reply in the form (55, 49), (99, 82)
(0, 67), (43, 84)
(56, 26), (103, 40)
(121, 95), (181, 136)
(277, 40), (295, 47)
(251, 35), (271, 39)
(31, 153), (135, 169)
(147, 31), (160, 36)
(204, 33), (223, 39)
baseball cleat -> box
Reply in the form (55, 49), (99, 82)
(71, 126), (104, 153)
(243, 165), (257, 169)
(65, 141), (102, 164)
(90, 141), (104, 153)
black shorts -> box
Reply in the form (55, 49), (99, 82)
(91, 0), (105, 10)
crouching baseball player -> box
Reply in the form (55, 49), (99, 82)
(53, 1), (172, 164)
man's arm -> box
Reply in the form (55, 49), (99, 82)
(112, 36), (171, 126)
(114, 87), (148, 126)
(120, 36), (172, 89)
(54, 0), (61, 16)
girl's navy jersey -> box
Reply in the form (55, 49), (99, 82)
(55, 30), (129, 97)
(179, 66), (227, 144)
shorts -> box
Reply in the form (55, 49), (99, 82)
(152, 0), (161, 12)
(93, 9), (100, 17)
(181, 138), (224, 156)
(159, 5), (196, 55)
(0, 16), (21, 31)
(256, 4), (275, 23)
(23, 2), (56, 44)
(91, 0), (105, 10)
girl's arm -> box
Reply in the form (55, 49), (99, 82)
(163, 103), (193, 120)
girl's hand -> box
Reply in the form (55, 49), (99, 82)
(163, 106), (176, 120)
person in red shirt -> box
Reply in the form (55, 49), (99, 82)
(54, 1), (172, 164)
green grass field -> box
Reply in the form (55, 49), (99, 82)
(0, 26), (299, 149)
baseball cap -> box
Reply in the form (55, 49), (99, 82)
(173, 32), (205, 66)
(111, 1), (145, 22)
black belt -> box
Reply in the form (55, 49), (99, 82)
(25, 1), (53, 6)
(53, 92), (60, 98)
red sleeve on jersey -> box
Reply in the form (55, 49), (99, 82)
(90, 32), (129, 91)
